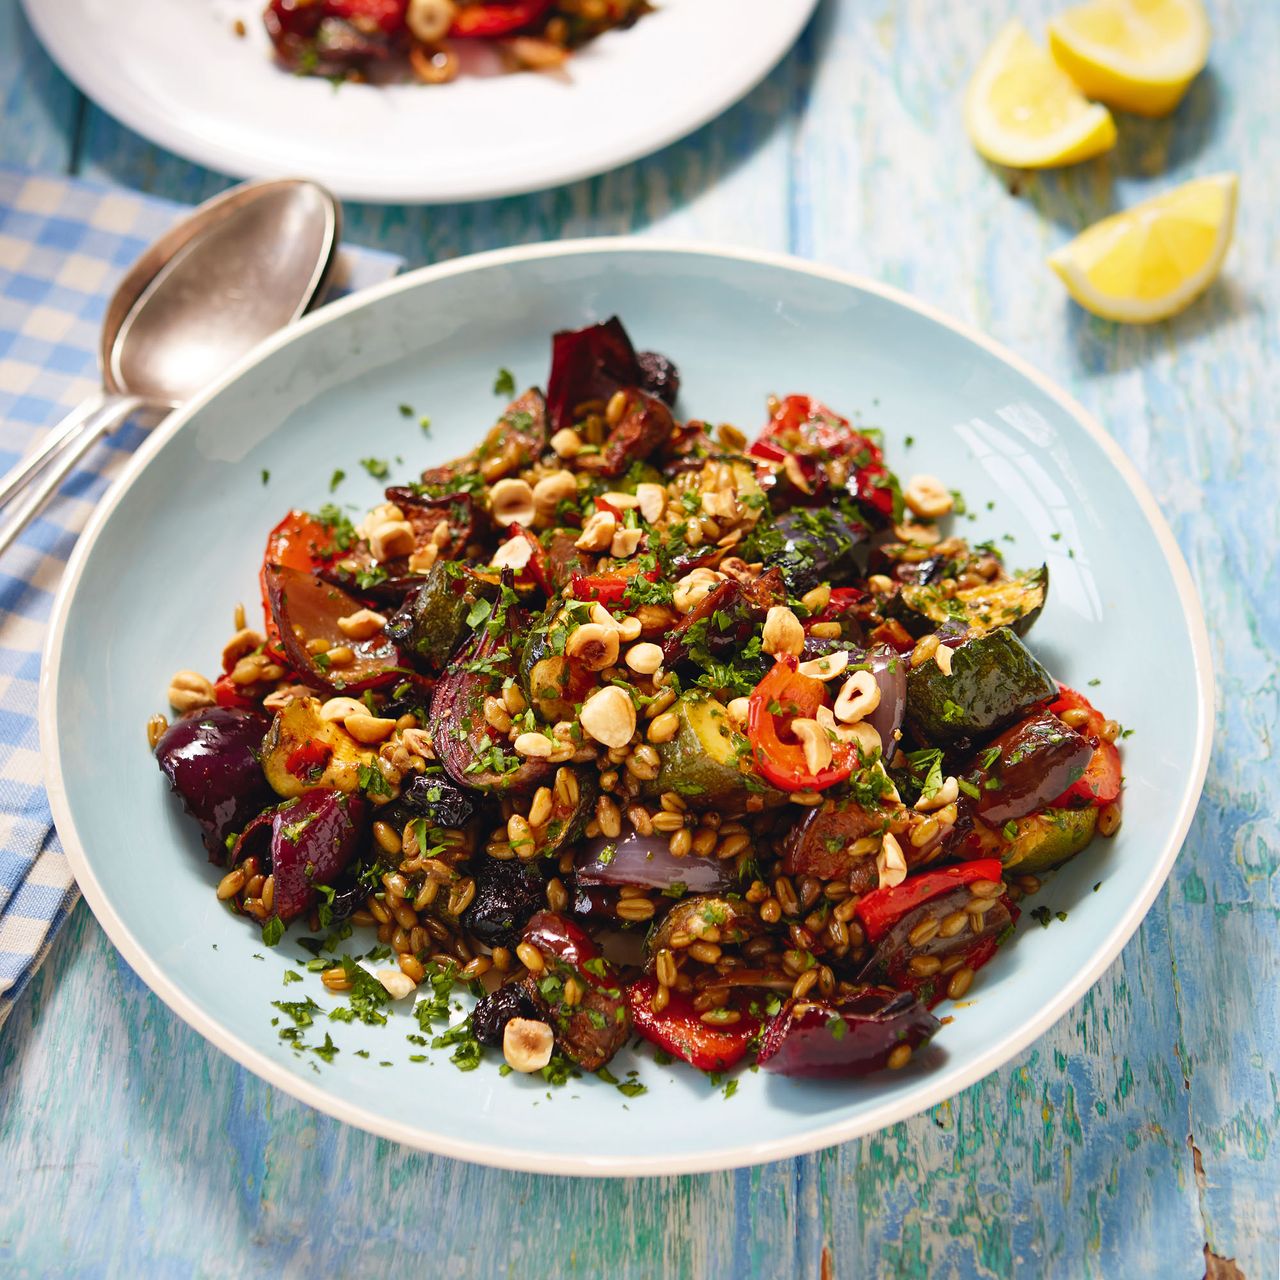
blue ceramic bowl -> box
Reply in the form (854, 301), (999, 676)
(41, 243), (1212, 1175)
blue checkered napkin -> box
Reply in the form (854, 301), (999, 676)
(0, 167), (403, 1029)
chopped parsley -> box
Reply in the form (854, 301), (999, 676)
(360, 457), (390, 479)
(493, 367), (516, 397)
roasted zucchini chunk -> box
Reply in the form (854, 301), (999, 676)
(650, 694), (772, 810)
(999, 807), (1099, 873)
(384, 562), (496, 670)
(896, 565), (1048, 638)
(260, 697), (375, 798)
(905, 627), (1057, 745)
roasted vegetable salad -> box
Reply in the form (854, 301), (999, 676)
(153, 316), (1124, 1086)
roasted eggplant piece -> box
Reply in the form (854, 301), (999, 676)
(384, 487), (481, 561)
(259, 697), (375, 798)
(896, 565), (1049, 639)
(905, 627), (1057, 745)
(576, 390), (675, 478)
(230, 788), (367, 924)
(964, 712), (1093, 828)
(154, 707), (274, 863)
(384, 562), (497, 671)
(263, 565), (407, 694)
(763, 507), (873, 596)
(757, 988), (941, 1078)
(780, 795), (885, 887)
(661, 567), (786, 669)
(430, 617), (551, 793)
(519, 911), (629, 1070)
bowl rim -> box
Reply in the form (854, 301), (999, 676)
(38, 238), (1215, 1176)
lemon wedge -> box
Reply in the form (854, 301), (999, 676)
(1047, 172), (1237, 322)
(1048, 0), (1210, 118)
(965, 22), (1117, 169)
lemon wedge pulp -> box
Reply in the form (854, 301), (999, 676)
(1049, 0), (1211, 118)
(965, 21), (1117, 169)
(1048, 172), (1237, 323)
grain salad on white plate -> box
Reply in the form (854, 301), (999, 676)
(151, 316), (1124, 1085)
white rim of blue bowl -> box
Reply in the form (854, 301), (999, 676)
(38, 239), (1215, 1176)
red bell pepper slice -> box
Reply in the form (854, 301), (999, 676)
(284, 739), (332, 785)
(808, 585), (864, 628)
(449, 0), (552, 38)
(260, 509), (340, 654)
(1049, 686), (1122, 808)
(212, 674), (259, 711)
(627, 978), (757, 1073)
(854, 859), (1006, 943)
(326, 0), (407, 33)
(746, 657), (854, 793)
(569, 568), (659, 607)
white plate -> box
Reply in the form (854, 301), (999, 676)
(21, 0), (818, 203)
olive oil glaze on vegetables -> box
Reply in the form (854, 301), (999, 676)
(152, 316), (1123, 1083)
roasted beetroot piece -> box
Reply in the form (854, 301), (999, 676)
(636, 350), (680, 407)
(231, 788), (368, 923)
(521, 911), (629, 1070)
(757, 987), (941, 1078)
(627, 978), (757, 1072)
(966, 712), (1093, 828)
(264, 0), (406, 74)
(780, 796), (884, 886)
(429, 617), (551, 794)
(462, 856), (545, 948)
(546, 317), (642, 430)
(662, 567), (787, 667)
(263, 565), (407, 694)
(857, 882), (1018, 1008)
(576, 390), (675, 478)
(472, 983), (541, 1047)
(155, 707), (274, 864)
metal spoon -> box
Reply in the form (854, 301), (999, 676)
(0, 178), (340, 557)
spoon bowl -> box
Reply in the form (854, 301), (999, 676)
(0, 178), (340, 555)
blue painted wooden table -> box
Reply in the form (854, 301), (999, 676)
(1, 1), (1276, 1275)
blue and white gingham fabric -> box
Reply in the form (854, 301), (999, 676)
(0, 167), (402, 1028)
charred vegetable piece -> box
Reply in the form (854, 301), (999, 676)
(636, 350), (680, 406)
(857, 880), (1017, 1008)
(781, 794), (885, 886)
(264, 565), (406, 694)
(757, 988), (941, 1078)
(546, 317), (642, 430)
(1000, 807), (1099, 874)
(154, 707), (274, 864)
(964, 712), (1093, 827)
(535, 769), (596, 856)
(260, 509), (341, 654)
(462, 857), (546, 948)
(854, 859), (1005, 942)
(651, 695), (773, 811)
(385, 487), (481, 562)
(662, 567), (785, 668)
(576, 390), (674, 478)
(384, 562), (496, 670)
(518, 604), (597, 723)
(747, 657), (856, 793)
(576, 831), (736, 894)
(259, 696), (376, 798)
(905, 627), (1057, 745)
(627, 978), (758, 1071)
(419, 389), (547, 489)
(544, 532), (598, 594)
(449, 0), (552, 39)
(431, 618), (551, 793)
(896, 565), (1049, 639)
(763, 507), (873, 596)
(646, 896), (758, 962)
(1048, 686), (1123, 808)
(471, 983), (541, 1047)
(230, 788), (368, 924)
(521, 912), (629, 1070)
(264, 0), (406, 75)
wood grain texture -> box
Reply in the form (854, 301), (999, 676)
(1, 0), (1277, 1276)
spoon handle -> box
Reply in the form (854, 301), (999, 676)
(0, 395), (148, 560)
(0, 391), (111, 511)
